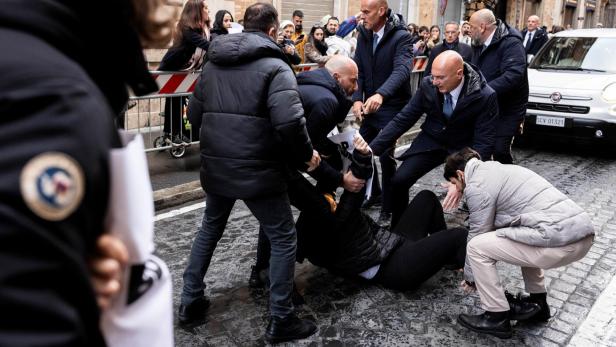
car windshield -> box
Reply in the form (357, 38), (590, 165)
(529, 37), (616, 73)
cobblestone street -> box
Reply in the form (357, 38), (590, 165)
(154, 145), (616, 346)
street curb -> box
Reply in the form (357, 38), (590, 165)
(153, 130), (420, 212)
(154, 180), (203, 211)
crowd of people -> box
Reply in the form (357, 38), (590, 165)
(0, 0), (601, 345)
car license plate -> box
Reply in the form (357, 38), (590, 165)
(536, 115), (565, 127)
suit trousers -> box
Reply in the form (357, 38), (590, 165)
(390, 149), (448, 227)
(467, 232), (594, 312)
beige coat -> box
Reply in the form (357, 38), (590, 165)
(462, 158), (594, 281)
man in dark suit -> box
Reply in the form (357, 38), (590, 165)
(351, 0), (413, 223)
(469, 9), (528, 164)
(425, 21), (473, 75)
(521, 15), (549, 57)
(369, 51), (498, 227)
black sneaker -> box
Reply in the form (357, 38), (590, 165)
(264, 314), (317, 344)
(178, 296), (210, 326)
(361, 194), (382, 209)
(458, 311), (512, 339)
(505, 291), (551, 322)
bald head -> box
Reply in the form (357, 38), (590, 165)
(469, 9), (497, 47)
(431, 51), (464, 94)
(360, 0), (388, 31)
(527, 15), (540, 31)
(325, 55), (359, 96)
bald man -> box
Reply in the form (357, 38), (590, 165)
(250, 56), (366, 285)
(469, 9), (528, 164)
(521, 15), (548, 56)
(352, 0), (413, 222)
(369, 51), (497, 227)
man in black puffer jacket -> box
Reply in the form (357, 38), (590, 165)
(469, 9), (528, 164)
(181, 3), (319, 344)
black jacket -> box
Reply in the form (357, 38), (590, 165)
(352, 9), (413, 128)
(471, 20), (528, 136)
(159, 28), (210, 71)
(370, 63), (497, 160)
(0, 1), (158, 346)
(297, 68), (353, 192)
(424, 40), (474, 75)
(188, 31), (313, 199)
(521, 28), (549, 56)
(297, 151), (403, 276)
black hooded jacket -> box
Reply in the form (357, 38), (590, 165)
(296, 68), (353, 192)
(370, 63), (497, 160)
(0, 1), (157, 346)
(188, 31), (313, 199)
(471, 20), (528, 136)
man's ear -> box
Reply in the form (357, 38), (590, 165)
(268, 26), (277, 40)
(456, 170), (465, 182)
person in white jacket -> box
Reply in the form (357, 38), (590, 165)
(444, 147), (595, 339)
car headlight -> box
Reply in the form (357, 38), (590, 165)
(602, 83), (616, 103)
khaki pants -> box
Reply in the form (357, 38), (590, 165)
(467, 232), (593, 312)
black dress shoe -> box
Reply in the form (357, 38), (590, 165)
(506, 291), (551, 322)
(178, 296), (210, 326)
(458, 311), (512, 339)
(361, 194), (382, 209)
(249, 265), (264, 288)
(265, 314), (317, 344)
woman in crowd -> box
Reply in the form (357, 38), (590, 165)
(277, 20), (302, 65)
(211, 9), (233, 39)
(413, 26), (431, 56)
(407, 23), (420, 44)
(427, 24), (441, 52)
(304, 25), (330, 66)
(158, 0), (210, 144)
(445, 148), (594, 338)
(250, 136), (468, 292)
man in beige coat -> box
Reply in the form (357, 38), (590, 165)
(444, 148), (595, 338)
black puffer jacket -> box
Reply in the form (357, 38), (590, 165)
(0, 1), (157, 346)
(471, 20), (528, 136)
(298, 151), (403, 276)
(188, 31), (314, 199)
(297, 68), (353, 192)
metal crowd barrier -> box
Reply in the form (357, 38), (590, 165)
(123, 58), (427, 158)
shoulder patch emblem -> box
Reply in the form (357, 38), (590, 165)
(20, 152), (85, 221)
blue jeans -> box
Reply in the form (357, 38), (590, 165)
(181, 192), (297, 318)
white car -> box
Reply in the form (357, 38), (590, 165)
(523, 29), (616, 145)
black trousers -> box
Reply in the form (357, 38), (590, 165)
(493, 135), (514, 164)
(390, 149), (448, 227)
(163, 96), (188, 137)
(374, 190), (468, 290)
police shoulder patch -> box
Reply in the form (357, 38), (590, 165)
(20, 152), (85, 221)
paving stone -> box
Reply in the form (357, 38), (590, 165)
(156, 147), (616, 345)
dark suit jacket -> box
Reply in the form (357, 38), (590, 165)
(472, 20), (528, 136)
(352, 9), (413, 129)
(521, 28), (549, 56)
(424, 40), (474, 75)
(370, 63), (497, 161)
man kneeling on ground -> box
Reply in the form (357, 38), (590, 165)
(445, 148), (594, 339)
